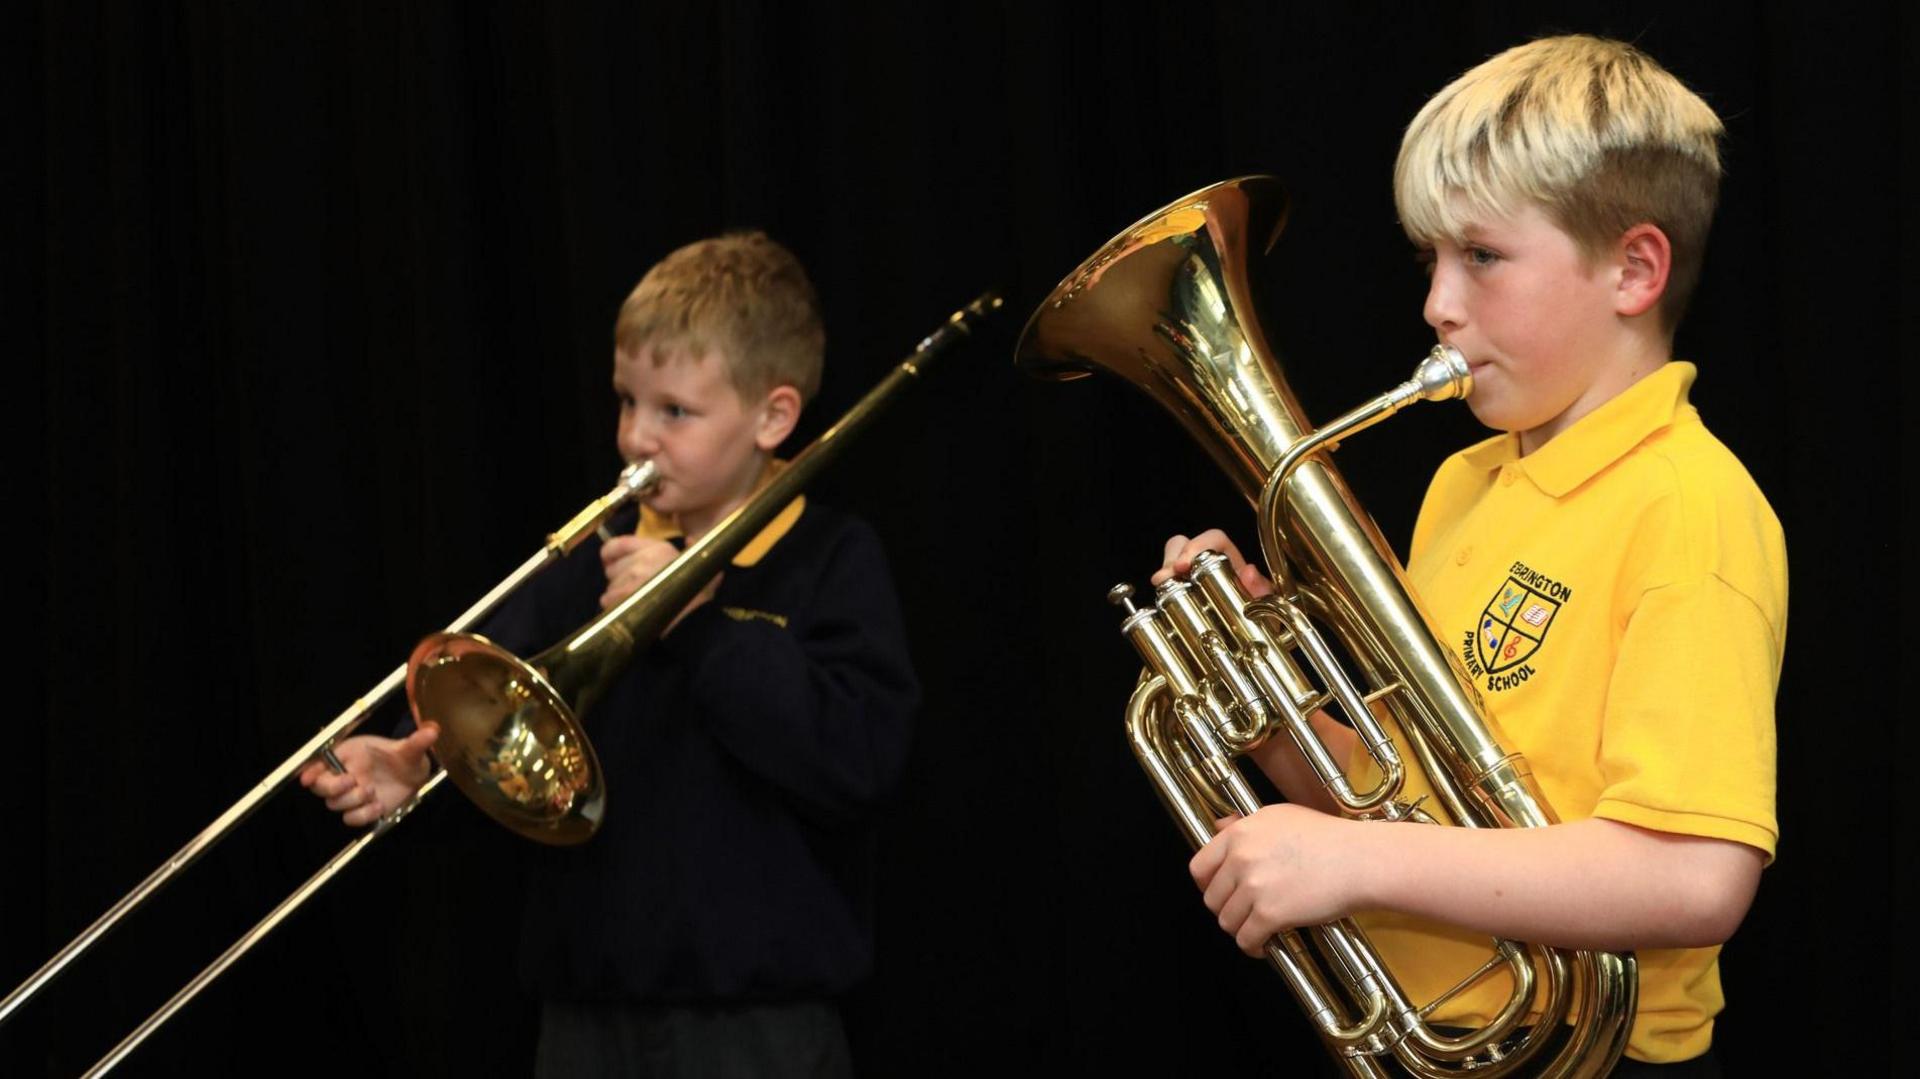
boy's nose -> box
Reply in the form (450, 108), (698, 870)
(1423, 271), (1463, 334)
(618, 416), (660, 460)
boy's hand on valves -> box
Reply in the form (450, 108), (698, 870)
(1154, 529), (1275, 597)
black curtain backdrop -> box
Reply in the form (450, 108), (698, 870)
(6, 2), (1908, 1075)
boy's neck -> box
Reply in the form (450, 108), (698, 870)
(1517, 338), (1674, 457)
(674, 456), (777, 544)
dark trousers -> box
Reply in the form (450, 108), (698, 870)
(534, 998), (852, 1079)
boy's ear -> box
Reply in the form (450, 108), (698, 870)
(754, 384), (803, 451)
(1614, 223), (1671, 319)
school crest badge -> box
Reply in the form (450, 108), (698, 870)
(1477, 577), (1561, 672)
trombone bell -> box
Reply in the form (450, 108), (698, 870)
(407, 632), (606, 845)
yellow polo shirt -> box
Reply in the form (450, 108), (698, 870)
(632, 495), (807, 568)
(1349, 361), (1786, 1062)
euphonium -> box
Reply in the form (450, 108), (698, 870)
(1014, 177), (1635, 1077)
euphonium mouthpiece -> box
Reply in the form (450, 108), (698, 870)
(1411, 345), (1472, 402)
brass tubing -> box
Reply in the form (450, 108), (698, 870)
(84, 771), (451, 1077)
(0, 465), (655, 1028)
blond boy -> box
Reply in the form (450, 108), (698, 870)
(1161, 36), (1782, 1070)
(303, 232), (918, 1077)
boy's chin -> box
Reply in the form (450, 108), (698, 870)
(1462, 399), (1509, 431)
(1461, 393), (1534, 435)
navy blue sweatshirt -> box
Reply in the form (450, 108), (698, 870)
(476, 497), (918, 1004)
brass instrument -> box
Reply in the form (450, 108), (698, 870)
(9, 291), (1000, 1076)
(2, 460), (658, 1073)
(1014, 177), (1634, 1077)
(408, 290), (1004, 846)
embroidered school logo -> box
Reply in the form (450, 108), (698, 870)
(1478, 581), (1557, 671)
(1458, 561), (1572, 692)
(721, 606), (789, 628)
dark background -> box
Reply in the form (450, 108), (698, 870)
(5, 2), (1907, 1075)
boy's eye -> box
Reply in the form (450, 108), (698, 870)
(1412, 248), (1437, 277)
(662, 403), (689, 420)
(1465, 246), (1500, 267)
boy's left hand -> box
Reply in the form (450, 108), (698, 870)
(1189, 804), (1365, 955)
(600, 535), (680, 609)
(599, 534), (721, 627)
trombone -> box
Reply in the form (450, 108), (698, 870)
(6, 291), (1000, 1076)
(1, 461), (657, 1061)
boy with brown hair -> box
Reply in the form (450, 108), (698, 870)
(303, 231), (919, 1077)
(1159, 35), (1782, 1071)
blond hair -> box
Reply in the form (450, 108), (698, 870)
(614, 230), (825, 402)
(1395, 35), (1724, 331)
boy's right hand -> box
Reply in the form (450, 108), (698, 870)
(296, 725), (438, 828)
(1154, 529), (1276, 597)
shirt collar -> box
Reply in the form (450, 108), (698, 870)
(1459, 361), (1697, 498)
(631, 461), (806, 568)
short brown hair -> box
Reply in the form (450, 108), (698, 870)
(1395, 35), (1724, 333)
(614, 231), (825, 402)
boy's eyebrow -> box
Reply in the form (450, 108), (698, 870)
(1453, 224), (1513, 250)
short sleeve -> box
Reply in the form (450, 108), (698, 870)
(1592, 574), (1780, 860)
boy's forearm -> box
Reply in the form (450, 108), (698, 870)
(1246, 711), (1357, 815)
(1350, 816), (1763, 951)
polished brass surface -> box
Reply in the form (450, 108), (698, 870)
(4, 461), (658, 1074)
(407, 291), (1004, 845)
(406, 634), (606, 844)
(1017, 177), (1635, 1077)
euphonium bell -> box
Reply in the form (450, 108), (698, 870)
(1016, 177), (1635, 1078)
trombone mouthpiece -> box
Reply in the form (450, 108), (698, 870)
(620, 459), (661, 496)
